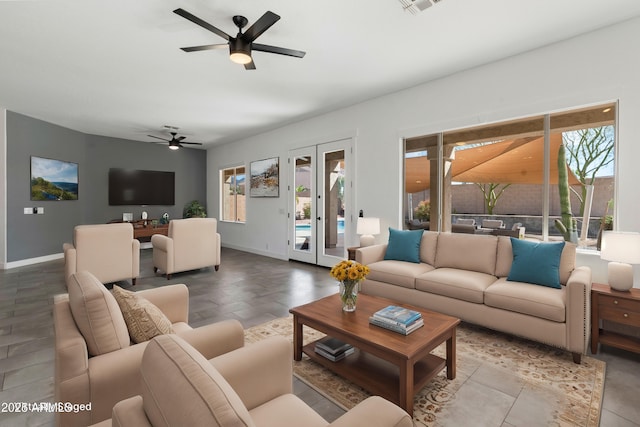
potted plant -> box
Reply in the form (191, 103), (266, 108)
(414, 200), (430, 222)
(183, 200), (207, 218)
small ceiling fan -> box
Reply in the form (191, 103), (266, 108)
(148, 132), (203, 150)
(173, 8), (306, 70)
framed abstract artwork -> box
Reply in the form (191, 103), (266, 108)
(250, 157), (279, 197)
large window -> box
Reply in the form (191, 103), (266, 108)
(221, 166), (246, 223)
(404, 103), (616, 250)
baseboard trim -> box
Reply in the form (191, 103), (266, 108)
(221, 243), (288, 261)
(2, 252), (64, 270)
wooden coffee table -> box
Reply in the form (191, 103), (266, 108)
(289, 293), (460, 415)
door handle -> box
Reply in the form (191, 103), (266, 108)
(317, 217), (321, 221)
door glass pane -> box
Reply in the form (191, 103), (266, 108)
(294, 156), (312, 252)
(323, 150), (345, 257)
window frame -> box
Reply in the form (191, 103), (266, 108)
(220, 165), (246, 224)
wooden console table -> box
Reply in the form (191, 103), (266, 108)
(133, 223), (168, 240)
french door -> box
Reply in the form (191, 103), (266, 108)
(288, 139), (352, 267)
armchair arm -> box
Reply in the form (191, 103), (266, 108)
(137, 284), (189, 324)
(131, 238), (140, 278)
(53, 294), (91, 427)
(329, 396), (413, 427)
(214, 232), (221, 266)
(178, 319), (244, 360)
(356, 244), (388, 265)
(151, 234), (173, 275)
(210, 336), (292, 411)
(565, 266), (592, 355)
(63, 243), (77, 281)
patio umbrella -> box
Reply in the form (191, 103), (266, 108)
(405, 133), (580, 193)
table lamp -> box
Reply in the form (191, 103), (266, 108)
(600, 231), (640, 291)
(357, 217), (380, 247)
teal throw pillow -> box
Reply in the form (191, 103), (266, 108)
(507, 238), (565, 288)
(384, 228), (423, 263)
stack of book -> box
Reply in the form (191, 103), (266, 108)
(314, 336), (355, 362)
(369, 305), (424, 335)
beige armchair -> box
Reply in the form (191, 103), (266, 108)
(151, 218), (221, 279)
(54, 271), (244, 427)
(63, 223), (140, 285)
(91, 334), (413, 427)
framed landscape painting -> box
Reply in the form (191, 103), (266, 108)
(30, 156), (79, 200)
(250, 157), (279, 197)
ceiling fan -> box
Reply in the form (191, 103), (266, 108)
(173, 8), (306, 70)
(148, 132), (203, 150)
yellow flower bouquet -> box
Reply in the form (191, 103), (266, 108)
(330, 260), (370, 312)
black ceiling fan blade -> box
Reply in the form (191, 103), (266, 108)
(177, 136), (187, 141)
(173, 8), (230, 41)
(252, 43), (306, 58)
(180, 44), (228, 52)
(244, 59), (256, 70)
(148, 135), (170, 142)
(180, 142), (203, 146)
(242, 11), (280, 42)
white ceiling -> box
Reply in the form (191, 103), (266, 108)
(1, 0), (639, 149)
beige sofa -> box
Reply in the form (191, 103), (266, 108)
(63, 223), (140, 285)
(151, 218), (221, 279)
(357, 231), (591, 363)
(90, 334), (413, 427)
(54, 271), (245, 427)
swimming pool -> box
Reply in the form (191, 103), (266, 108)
(295, 218), (344, 235)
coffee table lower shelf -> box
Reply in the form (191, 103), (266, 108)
(302, 341), (446, 408)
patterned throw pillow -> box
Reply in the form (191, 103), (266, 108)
(112, 285), (174, 343)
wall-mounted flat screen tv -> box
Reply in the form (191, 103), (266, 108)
(108, 168), (175, 206)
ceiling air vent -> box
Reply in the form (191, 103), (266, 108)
(398, 0), (441, 14)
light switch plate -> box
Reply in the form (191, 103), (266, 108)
(24, 207), (33, 214)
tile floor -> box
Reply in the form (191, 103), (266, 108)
(0, 247), (638, 426)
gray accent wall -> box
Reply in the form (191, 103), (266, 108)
(6, 111), (206, 263)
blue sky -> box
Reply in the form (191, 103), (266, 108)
(31, 157), (78, 183)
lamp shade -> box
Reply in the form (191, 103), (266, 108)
(357, 217), (380, 236)
(600, 231), (640, 264)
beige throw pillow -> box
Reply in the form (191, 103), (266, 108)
(112, 285), (174, 344)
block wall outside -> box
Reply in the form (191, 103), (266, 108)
(450, 177), (613, 217)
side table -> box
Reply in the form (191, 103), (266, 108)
(347, 246), (360, 261)
(590, 282), (640, 354)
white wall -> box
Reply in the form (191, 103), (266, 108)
(208, 17), (640, 285)
(0, 108), (6, 267)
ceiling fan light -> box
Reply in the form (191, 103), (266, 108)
(229, 37), (252, 64)
(230, 51), (252, 64)
(169, 144), (180, 150)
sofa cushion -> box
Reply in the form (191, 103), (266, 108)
(112, 285), (174, 344)
(67, 271), (130, 356)
(367, 260), (434, 289)
(384, 228), (423, 263)
(434, 233), (498, 275)
(141, 334), (254, 427)
(484, 277), (566, 322)
(419, 231), (439, 266)
(496, 238), (577, 285)
(507, 238), (565, 288)
(415, 268), (497, 304)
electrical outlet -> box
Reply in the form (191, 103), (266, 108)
(36, 207), (44, 214)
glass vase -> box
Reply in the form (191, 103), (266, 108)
(339, 280), (359, 312)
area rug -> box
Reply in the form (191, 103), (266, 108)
(244, 316), (605, 427)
